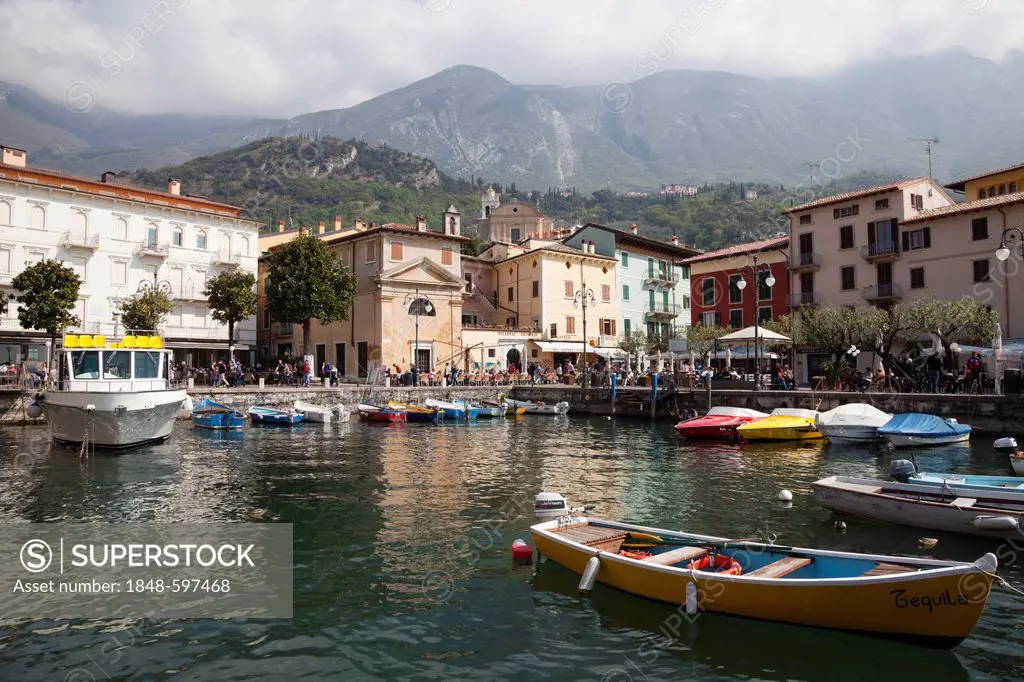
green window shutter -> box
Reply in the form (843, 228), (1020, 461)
(622, 284), (629, 301)
(624, 319), (631, 334)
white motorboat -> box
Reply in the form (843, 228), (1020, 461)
(815, 403), (892, 443)
(33, 333), (187, 449)
(293, 400), (348, 423)
(505, 398), (570, 415)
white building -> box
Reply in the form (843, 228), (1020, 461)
(0, 145), (260, 367)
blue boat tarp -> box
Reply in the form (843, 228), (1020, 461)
(878, 413), (971, 437)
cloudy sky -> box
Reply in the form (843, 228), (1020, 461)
(0, 0), (1017, 117)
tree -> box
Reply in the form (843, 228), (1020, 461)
(204, 268), (258, 360)
(796, 305), (873, 388)
(118, 288), (174, 332)
(686, 324), (728, 365)
(911, 297), (1000, 359)
(617, 330), (647, 369)
(858, 302), (920, 385)
(264, 234), (356, 356)
(12, 259), (81, 368)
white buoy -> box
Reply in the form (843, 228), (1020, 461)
(778, 489), (793, 502)
(685, 581), (698, 615)
(578, 556), (601, 593)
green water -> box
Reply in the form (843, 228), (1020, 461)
(0, 418), (1021, 681)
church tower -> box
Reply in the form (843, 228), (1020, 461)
(480, 187), (500, 219)
(443, 204), (461, 236)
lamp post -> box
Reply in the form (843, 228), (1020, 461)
(574, 264), (596, 390)
(135, 272), (173, 334)
(734, 254), (778, 390)
(404, 288), (434, 386)
(995, 227), (1024, 262)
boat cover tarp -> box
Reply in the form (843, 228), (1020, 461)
(707, 406), (769, 418)
(770, 408), (820, 420)
(816, 403), (892, 428)
(877, 413), (971, 437)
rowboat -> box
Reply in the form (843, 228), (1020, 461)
(458, 399), (507, 417)
(877, 413), (971, 447)
(815, 403), (892, 443)
(191, 399), (246, 430)
(1012, 450), (1024, 476)
(387, 400), (442, 423)
(531, 516), (997, 647)
(489, 399), (526, 415)
(813, 474), (1024, 538)
(505, 398), (570, 415)
(248, 406), (303, 425)
(908, 471), (1024, 492)
(735, 407), (822, 441)
(674, 406), (767, 439)
(357, 402), (406, 423)
(424, 398), (479, 420)
(293, 400), (349, 423)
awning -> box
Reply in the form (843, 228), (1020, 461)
(533, 341), (589, 354)
(717, 326), (792, 344)
(594, 347), (626, 359)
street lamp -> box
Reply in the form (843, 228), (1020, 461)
(404, 288), (435, 386)
(734, 253), (777, 390)
(573, 269), (596, 390)
(996, 226), (1024, 261)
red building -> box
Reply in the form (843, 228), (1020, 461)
(678, 236), (790, 330)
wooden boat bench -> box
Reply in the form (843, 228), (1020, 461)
(952, 497), (977, 508)
(745, 556), (812, 578)
(553, 523), (629, 553)
(862, 561), (917, 577)
(641, 546), (708, 566)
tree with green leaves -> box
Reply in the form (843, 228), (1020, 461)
(911, 297), (999, 358)
(796, 305), (874, 388)
(204, 268), (257, 360)
(264, 234), (356, 356)
(118, 288), (174, 333)
(858, 302), (920, 385)
(686, 323), (728, 365)
(12, 259), (81, 368)
(617, 330), (647, 369)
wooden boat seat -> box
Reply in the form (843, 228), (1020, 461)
(952, 497), (977, 508)
(862, 562), (915, 577)
(642, 546), (708, 566)
(745, 556), (812, 578)
(553, 524), (628, 553)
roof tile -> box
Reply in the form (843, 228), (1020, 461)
(678, 235), (789, 265)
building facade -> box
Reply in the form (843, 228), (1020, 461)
(0, 145), (259, 367)
(476, 195), (559, 244)
(563, 223), (699, 344)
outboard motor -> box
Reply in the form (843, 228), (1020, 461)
(535, 492), (570, 520)
(890, 459), (917, 483)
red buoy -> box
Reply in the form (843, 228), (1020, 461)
(511, 538), (533, 564)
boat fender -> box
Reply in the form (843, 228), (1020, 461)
(890, 459), (917, 483)
(972, 516), (1019, 531)
(686, 554), (742, 576)
(685, 582), (698, 615)
(579, 556), (601, 594)
(778, 489), (793, 502)
(511, 539), (533, 564)
(26, 401), (42, 419)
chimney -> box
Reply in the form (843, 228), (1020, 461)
(334, 215), (342, 231)
(415, 216), (427, 232)
(354, 218), (366, 231)
(671, 235), (680, 246)
(630, 224), (638, 235)
(318, 220), (326, 235)
(277, 219), (285, 233)
(1, 146), (26, 168)
(168, 178), (181, 195)
(299, 226), (309, 236)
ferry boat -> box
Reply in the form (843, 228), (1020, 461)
(33, 333), (187, 449)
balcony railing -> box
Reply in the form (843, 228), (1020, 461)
(860, 242), (900, 261)
(60, 231), (100, 251)
(215, 250), (241, 266)
(862, 283), (903, 301)
(274, 323), (294, 336)
(644, 302), (681, 317)
(643, 270), (680, 287)
(789, 252), (820, 270)
(137, 241), (170, 258)
(788, 292), (819, 306)
(462, 323), (541, 336)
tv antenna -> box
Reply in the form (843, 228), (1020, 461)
(908, 137), (939, 182)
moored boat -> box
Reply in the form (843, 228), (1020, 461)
(458, 399), (507, 418)
(877, 413), (971, 447)
(424, 398), (479, 420)
(531, 516), (997, 647)
(905, 470), (1024, 492)
(813, 474), (1024, 538)
(735, 407), (822, 441)
(293, 400), (345, 423)
(387, 400), (442, 423)
(505, 398), (570, 415)
(248, 406), (303, 425)
(815, 403), (892, 443)
(357, 403), (407, 423)
(488, 399), (526, 415)
(192, 398), (246, 430)
(1012, 450), (1024, 476)
(674, 405), (767, 439)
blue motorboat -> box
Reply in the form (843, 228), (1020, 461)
(192, 399), (246, 430)
(424, 398), (479, 420)
(248, 406), (303, 425)
(890, 458), (1024, 494)
(877, 413), (971, 448)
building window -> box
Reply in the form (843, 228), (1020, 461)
(840, 266), (856, 291)
(507, 286), (514, 302)
(566, 316), (575, 334)
(799, 214), (812, 225)
(978, 188), (987, 200)
(875, 198), (889, 211)
(506, 316), (517, 327)
(549, 323), (557, 338)
(196, 229), (207, 250)
(840, 224), (854, 249)
(728, 309), (743, 329)
(621, 252), (628, 267)
(624, 319), (631, 335)
(728, 274), (743, 304)
(999, 184), (1007, 195)
(262, 310), (271, 329)
(683, 294), (690, 309)
(972, 217), (989, 241)
(510, 228), (521, 242)
(532, 280), (539, 297)
(110, 259), (127, 286)
(564, 280), (573, 298)
(146, 223), (158, 247)
(757, 270), (772, 301)
(365, 241), (377, 263)
(622, 284), (629, 301)
(910, 194), (924, 210)
(29, 204), (45, 230)
(171, 226), (183, 247)
(488, 348), (496, 358)
(113, 216), (129, 240)
(833, 205), (859, 219)
(910, 267), (925, 289)
(601, 284), (611, 302)
(1011, 182), (1018, 193)
(390, 241), (404, 261)
(901, 227), (931, 252)
(464, 272), (473, 294)
(701, 311), (721, 327)
(701, 278), (716, 306)
(973, 259), (991, 283)
(989, 186), (996, 197)
(758, 306), (772, 323)
(600, 318), (614, 336)
(441, 247), (454, 265)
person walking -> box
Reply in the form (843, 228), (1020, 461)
(926, 352), (943, 393)
(302, 358), (311, 387)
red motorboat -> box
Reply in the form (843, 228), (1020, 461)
(674, 406), (768, 439)
(357, 403), (407, 423)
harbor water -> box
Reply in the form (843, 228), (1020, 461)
(0, 417), (1021, 681)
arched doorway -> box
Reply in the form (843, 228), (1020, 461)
(506, 348), (521, 370)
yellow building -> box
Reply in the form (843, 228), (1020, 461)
(947, 163), (1024, 201)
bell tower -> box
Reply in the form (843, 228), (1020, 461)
(443, 204), (461, 236)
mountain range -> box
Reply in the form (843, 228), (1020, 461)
(4, 48), (1024, 190)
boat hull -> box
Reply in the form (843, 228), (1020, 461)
(193, 413), (245, 430)
(294, 401), (331, 423)
(249, 409), (303, 425)
(506, 399), (569, 415)
(675, 416), (753, 439)
(818, 425), (883, 443)
(737, 415), (822, 441)
(532, 519), (993, 647)
(357, 404), (406, 423)
(1012, 454), (1024, 476)
(883, 433), (970, 448)
(40, 389), (186, 448)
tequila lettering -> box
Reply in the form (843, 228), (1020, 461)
(891, 588), (970, 613)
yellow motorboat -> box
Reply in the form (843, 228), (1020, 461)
(531, 516), (997, 648)
(736, 407), (823, 441)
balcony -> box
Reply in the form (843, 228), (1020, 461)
(643, 270), (679, 288)
(462, 323), (541, 337)
(215, 249), (241, 266)
(177, 283), (207, 302)
(862, 283), (903, 301)
(788, 292), (819, 307)
(137, 241), (170, 259)
(60, 231), (100, 252)
(274, 322), (294, 336)
(644, 302), (681, 318)
(860, 242), (900, 262)
(789, 251), (820, 272)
